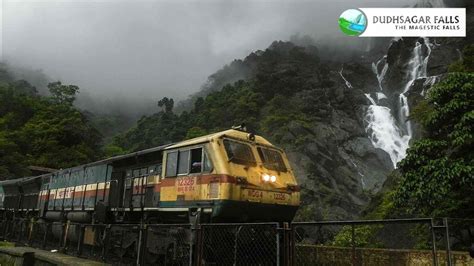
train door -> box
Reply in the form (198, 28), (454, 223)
(123, 170), (132, 208)
(131, 168), (147, 209)
(144, 164), (161, 208)
(38, 175), (50, 217)
(109, 170), (125, 208)
(47, 174), (57, 211)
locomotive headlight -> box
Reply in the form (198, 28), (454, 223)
(262, 174), (270, 182)
(270, 175), (277, 183)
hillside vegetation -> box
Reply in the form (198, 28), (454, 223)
(0, 64), (103, 178)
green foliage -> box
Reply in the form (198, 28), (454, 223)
(448, 44), (474, 73)
(0, 75), (103, 178)
(113, 42), (329, 153)
(103, 143), (127, 157)
(185, 127), (207, 140)
(332, 225), (383, 248)
(48, 81), (79, 105)
(157, 97), (174, 113)
(394, 72), (474, 217)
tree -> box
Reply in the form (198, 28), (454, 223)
(394, 72), (474, 217)
(0, 78), (102, 177)
(157, 97), (174, 113)
(48, 81), (79, 105)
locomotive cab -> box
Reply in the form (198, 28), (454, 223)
(161, 129), (300, 222)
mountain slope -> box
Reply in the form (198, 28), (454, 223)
(113, 41), (396, 219)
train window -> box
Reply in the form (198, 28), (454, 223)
(148, 165), (161, 175)
(203, 151), (213, 172)
(223, 139), (256, 166)
(125, 177), (132, 188)
(86, 167), (95, 184)
(107, 165), (113, 181)
(140, 168), (148, 176)
(133, 169), (140, 177)
(165, 151), (178, 177)
(257, 147), (287, 172)
(148, 165), (156, 174)
(96, 165), (106, 183)
(178, 150), (190, 175)
(190, 148), (203, 173)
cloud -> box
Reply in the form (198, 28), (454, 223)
(2, 0), (416, 114)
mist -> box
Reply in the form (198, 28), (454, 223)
(2, 0), (416, 115)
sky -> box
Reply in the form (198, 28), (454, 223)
(1, 0), (417, 114)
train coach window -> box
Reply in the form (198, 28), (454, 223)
(224, 139), (256, 166)
(133, 169), (140, 177)
(203, 151), (213, 172)
(165, 151), (178, 177)
(190, 148), (203, 173)
(257, 147), (287, 172)
(178, 150), (190, 175)
(148, 165), (161, 175)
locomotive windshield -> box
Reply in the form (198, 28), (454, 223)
(257, 147), (287, 172)
(223, 139), (256, 166)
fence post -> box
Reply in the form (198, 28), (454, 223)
(28, 219), (34, 246)
(276, 224), (280, 266)
(42, 222), (50, 249)
(137, 224), (147, 266)
(62, 220), (70, 252)
(291, 224), (296, 266)
(17, 219), (23, 242)
(351, 224), (356, 266)
(281, 222), (290, 266)
(444, 218), (452, 266)
(77, 224), (85, 256)
(430, 219), (438, 266)
(195, 224), (203, 266)
(102, 225), (111, 261)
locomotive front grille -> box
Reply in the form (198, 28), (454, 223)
(208, 182), (219, 199)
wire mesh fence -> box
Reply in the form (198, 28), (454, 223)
(0, 217), (472, 265)
(198, 222), (280, 266)
(143, 224), (192, 266)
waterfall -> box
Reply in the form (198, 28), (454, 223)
(364, 38), (433, 168)
(399, 37), (432, 137)
(365, 94), (410, 166)
(339, 66), (353, 89)
(372, 57), (388, 91)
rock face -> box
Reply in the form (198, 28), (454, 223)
(277, 61), (395, 220)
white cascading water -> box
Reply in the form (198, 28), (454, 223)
(339, 66), (353, 89)
(399, 38), (432, 137)
(364, 38), (432, 168)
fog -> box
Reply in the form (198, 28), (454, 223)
(2, 0), (416, 115)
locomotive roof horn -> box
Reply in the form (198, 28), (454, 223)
(232, 123), (247, 132)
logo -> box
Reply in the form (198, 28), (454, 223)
(338, 9), (367, 36)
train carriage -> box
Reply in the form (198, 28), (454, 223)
(0, 128), (300, 224)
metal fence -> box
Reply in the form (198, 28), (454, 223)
(0, 217), (472, 265)
(198, 222), (280, 265)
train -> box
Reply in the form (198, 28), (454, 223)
(0, 127), (300, 224)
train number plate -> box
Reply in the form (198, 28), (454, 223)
(247, 189), (263, 201)
(177, 176), (195, 193)
(273, 192), (288, 201)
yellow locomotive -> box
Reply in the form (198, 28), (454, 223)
(159, 127), (300, 222)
